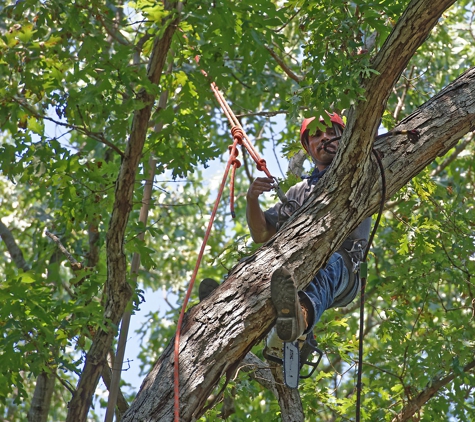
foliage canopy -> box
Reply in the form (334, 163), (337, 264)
(0, 0), (474, 420)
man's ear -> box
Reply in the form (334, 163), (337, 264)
(302, 131), (309, 150)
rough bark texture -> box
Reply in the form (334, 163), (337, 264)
(26, 372), (55, 422)
(240, 352), (278, 397)
(270, 365), (305, 422)
(102, 363), (130, 415)
(65, 3), (182, 421)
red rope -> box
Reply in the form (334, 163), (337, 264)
(173, 139), (240, 421)
(173, 58), (276, 421)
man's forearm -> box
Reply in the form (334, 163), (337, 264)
(246, 196), (276, 243)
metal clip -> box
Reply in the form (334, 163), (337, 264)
(344, 240), (367, 273)
(273, 182), (288, 204)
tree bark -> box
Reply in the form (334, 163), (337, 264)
(27, 372), (55, 422)
(270, 365), (305, 422)
(65, 2), (182, 421)
(123, 2), (470, 420)
(0, 219), (30, 271)
(124, 68), (475, 422)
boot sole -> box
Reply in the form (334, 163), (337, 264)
(198, 278), (219, 302)
(271, 268), (301, 342)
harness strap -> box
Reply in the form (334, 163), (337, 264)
(331, 238), (368, 308)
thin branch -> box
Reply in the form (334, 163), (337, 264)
(44, 230), (84, 271)
(363, 361), (402, 380)
(11, 97), (125, 158)
(230, 71), (252, 89)
(391, 359), (475, 422)
(270, 130), (285, 178)
(235, 106), (308, 119)
(0, 219), (30, 271)
(470, 9), (475, 43)
(55, 374), (76, 395)
(393, 66), (415, 122)
(265, 44), (304, 83)
(101, 362), (130, 415)
(238, 352), (278, 397)
(274, 7), (302, 33)
(96, 11), (131, 46)
(162, 288), (178, 310)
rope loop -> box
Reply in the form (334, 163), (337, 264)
(231, 158), (241, 169)
(256, 158), (267, 172)
(231, 126), (244, 144)
(228, 144), (240, 156)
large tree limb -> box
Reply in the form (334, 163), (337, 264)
(27, 372), (55, 422)
(65, 2), (182, 421)
(122, 1), (470, 421)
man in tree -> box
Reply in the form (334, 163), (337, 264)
(246, 113), (372, 354)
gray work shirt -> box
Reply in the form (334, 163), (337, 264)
(264, 176), (372, 246)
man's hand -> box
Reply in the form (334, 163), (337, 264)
(247, 177), (274, 200)
(246, 177), (276, 243)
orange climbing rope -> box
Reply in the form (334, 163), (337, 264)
(173, 59), (275, 421)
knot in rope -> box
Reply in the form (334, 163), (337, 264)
(256, 158), (268, 173)
(227, 144), (241, 168)
(231, 126), (244, 144)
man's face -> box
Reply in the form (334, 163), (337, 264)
(306, 125), (339, 167)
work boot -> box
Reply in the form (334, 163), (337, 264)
(270, 268), (307, 342)
(198, 278), (219, 302)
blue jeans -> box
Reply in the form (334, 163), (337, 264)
(299, 253), (351, 334)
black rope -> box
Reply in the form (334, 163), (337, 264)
(321, 128), (420, 419)
(317, 126), (420, 419)
(355, 148), (386, 422)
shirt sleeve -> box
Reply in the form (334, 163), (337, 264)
(263, 180), (310, 230)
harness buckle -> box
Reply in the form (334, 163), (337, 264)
(343, 239), (367, 273)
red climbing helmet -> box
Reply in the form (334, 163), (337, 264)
(300, 112), (345, 152)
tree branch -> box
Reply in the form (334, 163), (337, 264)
(123, 4), (471, 419)
(430, 132), (474, 177)
(239, 352), (278, 397)
(65, 2), (183, 421)
(265, 44), (304, 83)
(0, 219), (30, 271)
(96, 10), (131, 46)
(391, 359), (475, 421)
(44, 230), (84, 271)
(11, 97), (125, 158)
(270, 364), (304, 422)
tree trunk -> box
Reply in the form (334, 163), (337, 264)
(27, 372), (56, 422)
(123, 69), (475, 422)
(270, 365), (305, 422)
(65, 2), (182, 421)
(123, 1), (465, 420)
